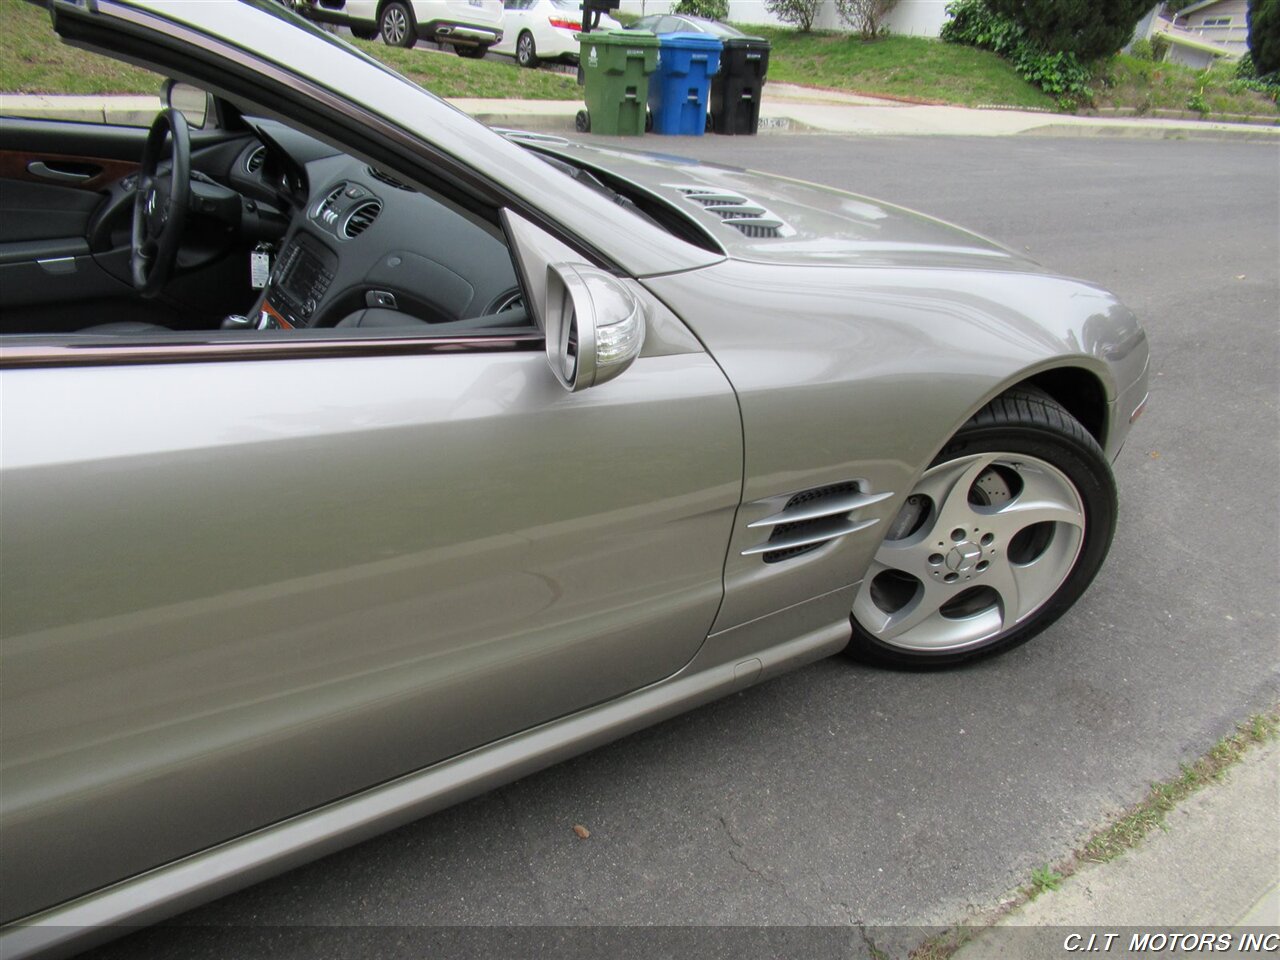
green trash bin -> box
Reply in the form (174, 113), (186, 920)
(575, 29), (660, 136)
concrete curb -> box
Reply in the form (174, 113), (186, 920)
(952, 739), (1280, 959)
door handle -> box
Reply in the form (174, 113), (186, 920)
(27, 161), (95, 183)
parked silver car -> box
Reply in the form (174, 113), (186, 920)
(0, 0), (1148, 956)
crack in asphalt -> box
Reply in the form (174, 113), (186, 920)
(717, 815), (783, 888)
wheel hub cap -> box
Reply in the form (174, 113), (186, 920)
(945, 541), (982, 574)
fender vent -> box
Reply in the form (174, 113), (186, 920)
(667, 185), (794, 240)
(244, 145), (267, 175)
(343, 200), (383, 239)
(742, 481), (894, 564)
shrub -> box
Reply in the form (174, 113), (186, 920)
(986, 0), (1153, 62)
(941, 0), (1093, 106)
(673, 0), (729, 21)
(834, 0), (900, 39)
(1129, 37), (1154, 61)
(763, 0), (824, 32)
(1150, 33), (1170, 61)
(1249, 0), (1280, 76)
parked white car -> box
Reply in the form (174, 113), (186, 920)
(297, 0), (504, 55)
(493, 0), (619, 67)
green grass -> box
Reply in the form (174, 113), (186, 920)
(0, 0), (579, 100)
(0, 1), (163, 94)
(1093, 54), (1278, 118)
(746, 27), (1057, 109)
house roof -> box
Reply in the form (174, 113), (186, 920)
(1154, 20), (1235, 55)
(1175, 0), (1236, 17)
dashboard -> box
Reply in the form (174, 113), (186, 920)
(224, 120), (525, 334)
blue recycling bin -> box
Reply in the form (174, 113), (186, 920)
(648, 32), (722, 136)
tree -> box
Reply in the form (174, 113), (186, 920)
(985, 0), (1152, 61)
(674, 0), (729, 21)
(835, 0), (900, 38)
(764, 0), (824, 32)
(1249, 0), (1280, 75)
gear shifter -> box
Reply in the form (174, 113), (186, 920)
(221, 314), (257, 330)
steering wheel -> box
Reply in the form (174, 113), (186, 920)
(131, 108), (191, 297)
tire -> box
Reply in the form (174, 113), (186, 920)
(455, 44), (490, 58)
(575, 109), (590, 132)
(379, 2), (415, 47)
(847, 387), (1117, 668)
(351, 24), (379, 39)
(515, 31), (540, 68)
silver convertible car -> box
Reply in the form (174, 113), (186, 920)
(0, 0), (1149, 955)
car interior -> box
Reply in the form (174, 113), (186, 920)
(0, 85), (535, 343)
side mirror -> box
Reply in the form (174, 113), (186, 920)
(163, 80), (210, 130)
(543, 263), (645, 392)
(501, 209), (646, 392)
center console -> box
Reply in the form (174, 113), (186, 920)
(259, 233), (338, 329)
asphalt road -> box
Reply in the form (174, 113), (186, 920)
(85, 137), (1279, 959)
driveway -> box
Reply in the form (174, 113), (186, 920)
(83, 136), (1279, 960)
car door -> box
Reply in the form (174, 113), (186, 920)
(0, 116), (258, 333)
(0, 270), (742, 921)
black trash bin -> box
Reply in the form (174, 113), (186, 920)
(709, 36), (770, 135)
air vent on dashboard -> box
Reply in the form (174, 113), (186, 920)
(343, 200), (382, 239)
(666, 185), (794, 240)
(741, 481), (894, 564)
(244, 145), (267, 175)
(315, 184), (346, 227)
(367, 166), (414, 191)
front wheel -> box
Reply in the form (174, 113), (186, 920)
(515, 31), (539, 67)
(455, 44), (489, 58)
(379, 2), (415, 46)
(847, 388), (1117, 667)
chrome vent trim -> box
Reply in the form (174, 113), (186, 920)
(742, 481), (893, 563)
(666, 184), (795, 239)
(741, 518), (880, 558)
(748, 490), (894, 529)
(342, 200), (382, 239)
(314, 184), (346, 227)
(244, 145), (267, 175)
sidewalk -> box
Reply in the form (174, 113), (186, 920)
(4, 86), (1277, 140)
(458, 81), (1279, 139)
(952, 738), (1279, 959)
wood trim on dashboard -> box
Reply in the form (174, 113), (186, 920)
(0, 333), (545, 368)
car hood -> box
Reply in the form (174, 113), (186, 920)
(514, 135), (1042, 273)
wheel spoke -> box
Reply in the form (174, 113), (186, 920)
(989, 496), (1083, 534)
(984, 559), (1023, 630)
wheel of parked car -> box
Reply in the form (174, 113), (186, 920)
(379, 1), (415, 46)
(350, 24), (379, 39)
(515, 31), (540, 68)
(575, 109), (589, 132)
(455, 43), (489, 58)
(847, 388), (1117, 667)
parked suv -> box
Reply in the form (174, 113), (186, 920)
(297, 0), (504, 55)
